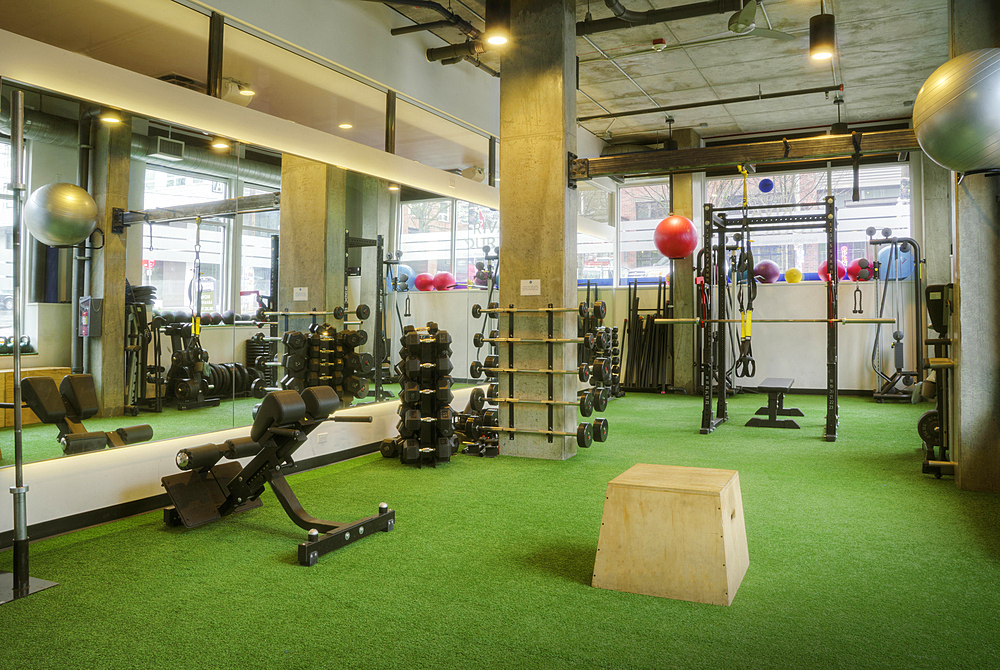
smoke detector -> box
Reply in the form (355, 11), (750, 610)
(652, 38), (667, 51)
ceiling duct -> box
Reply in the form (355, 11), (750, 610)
(578, 0), (743, 36)
(0, 100), (280, 188)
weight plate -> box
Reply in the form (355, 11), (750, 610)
(594, 387), (609, 412)
(579, 391), (594, 418)
(355, 304), (371, 320)
(917, 409), (940, 446)
(470, 387), (486, 413)
(576, 422), (593, 448)
(593, 418), (609, 443)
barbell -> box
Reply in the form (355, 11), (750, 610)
(471, 300), (607, 320)
(472, 330), (611, 350)
(652, 317), (897, 325)
(470, 357), (610, 383)
(482, 418), (609, 449)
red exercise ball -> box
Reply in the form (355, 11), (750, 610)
(817, 260), (847, 282)
(753, 260), (781, 284)
(432, 271), (456, 291)
(653, 215), (698, 259)
(846, 258), (873, 281)
(413, 272), (435, 291)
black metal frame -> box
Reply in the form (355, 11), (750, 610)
(700, 197), (840, 441)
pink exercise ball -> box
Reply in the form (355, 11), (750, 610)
(817, 260), (847, 282)
(846, 258), (873, 281)
(432, 271), (456, 291)
(413, 273), (435, 291)
(753, 260), (780, 284)
(653, 215), (698, 259)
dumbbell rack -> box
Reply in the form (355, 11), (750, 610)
(476, 303), (610, 452)
(383, 323), (455, 467)
(253, 323), (373, 406)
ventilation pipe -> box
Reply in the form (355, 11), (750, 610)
(357, 0), (479, 39)
(426, 40), (489, 63)
(577, 0), (743, 36)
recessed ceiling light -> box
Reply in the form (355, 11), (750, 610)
(339, 123), (353, 129)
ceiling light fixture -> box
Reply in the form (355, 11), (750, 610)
(98, 108), (122, 124)
(221, 78), (255, 106)
(809, 1), (835, 60)
(210, 136), (231, 150)
(339, 123), (353, 129)
(484, 0), (510, 46)
(388, 183), (400, 191)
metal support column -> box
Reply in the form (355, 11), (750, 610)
(207, 12), (225, 99)
(825, 195), (838, 441)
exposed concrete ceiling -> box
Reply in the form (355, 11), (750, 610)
(392, 0), (949, 145)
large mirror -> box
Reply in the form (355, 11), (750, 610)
(0, 72), (496, 470)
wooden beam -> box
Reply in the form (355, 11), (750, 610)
(122, 191), (280, 224)
(570, 129), (919, 180)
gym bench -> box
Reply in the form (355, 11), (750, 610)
(745, 377), (803, 429)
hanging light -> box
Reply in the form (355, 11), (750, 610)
(210, 136), (231, 150)
(809, 1), (836, 60)
(484, 0), (510, 46)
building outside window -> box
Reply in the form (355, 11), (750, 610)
(239, 184), (280, 314)
(705, 164), (910, 278)
(619, 181), (671, 284)
(141, 167), (228, 312)
(398, 198), (453, 277)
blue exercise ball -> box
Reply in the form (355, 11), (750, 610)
(395, 264), (415, 290)
(877, 245), (914, 280)
(758, 178), (774, 193)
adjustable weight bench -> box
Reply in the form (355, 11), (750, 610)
(20, 374), (154, 454)
(745, 377), (803, 429)
(161, 385), (394, 566)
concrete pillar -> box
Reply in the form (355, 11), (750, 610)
(346, 172), (391, 357)
(87, 116), (131, 417)
(498, 0), (578, 459)
(278, 154), (346, 333)
(670, 128), (702, 393)
(920, 154), (954, 287)
(951, 0), (1000, 492)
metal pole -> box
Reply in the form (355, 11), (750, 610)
(9, 91), (29, 598)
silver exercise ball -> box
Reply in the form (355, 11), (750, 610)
(913, 48), (1000, 174)
(23, 183), (98, 247)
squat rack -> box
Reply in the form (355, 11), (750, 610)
(700, 196), (841, 441)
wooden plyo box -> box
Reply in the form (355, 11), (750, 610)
(592, 463), (749, 606)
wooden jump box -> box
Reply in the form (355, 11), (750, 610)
(592, 464), (749, 606)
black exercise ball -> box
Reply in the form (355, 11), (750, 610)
(222, 309), (235, 325)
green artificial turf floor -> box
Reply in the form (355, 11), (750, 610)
(1, 392), (998, 669)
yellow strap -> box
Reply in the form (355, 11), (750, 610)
(742, 310), (752, 339)
(738, 164), (749, 211)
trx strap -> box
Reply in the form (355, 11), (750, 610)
(853, 282), (863, 314)
(735, 165), (756, 378)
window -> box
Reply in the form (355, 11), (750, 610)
(142, 167), (229, 312)
(619, 181), (671, 284)
(455, 200), (499, 286)
(578, 183), (615, 285)
(705, 165), (911, 277)
(239, 184), (280, 314)
(398, 199), (453, 276)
